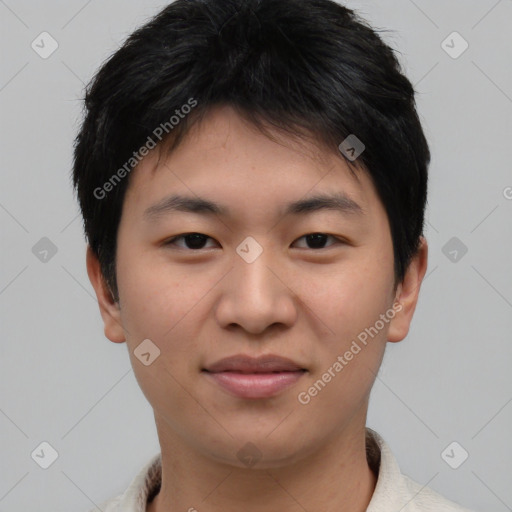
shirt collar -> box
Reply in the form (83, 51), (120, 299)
(365, 427), (407, 511)
(110, 427), (405, 511)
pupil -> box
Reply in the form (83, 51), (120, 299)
(186, 233), (207, 249)
(307, 233), (327, 248)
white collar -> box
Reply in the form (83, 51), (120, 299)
(97, 428), (472, 512)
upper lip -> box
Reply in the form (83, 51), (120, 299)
(203, 354), (306, 373)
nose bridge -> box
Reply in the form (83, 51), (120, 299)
(215, 236), (297, 333)
(235, 242), (278, 301)
(234, 236), (282, 307)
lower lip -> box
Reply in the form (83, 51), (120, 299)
(204, 370), (306, 399)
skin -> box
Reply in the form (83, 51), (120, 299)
(87, 105), (428, 512)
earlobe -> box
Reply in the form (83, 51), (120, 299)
(85, 245), (126, 343)
(387, 237), (428, 343)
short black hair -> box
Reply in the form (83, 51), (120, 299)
(72, 0), (430, 302)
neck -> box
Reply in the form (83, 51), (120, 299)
(147, 420), (377, 512)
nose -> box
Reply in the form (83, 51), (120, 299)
(214, 245), (298, 335)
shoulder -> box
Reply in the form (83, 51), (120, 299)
(365, 428), (476, 512)
(399, 474), (475, 512)
(85, 452), (162, 512)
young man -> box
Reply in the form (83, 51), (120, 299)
(73, 0), (475, 510)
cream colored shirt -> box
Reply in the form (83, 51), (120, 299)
(90, 428), (475, 511)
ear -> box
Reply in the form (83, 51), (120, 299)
(387, 236), (428, 343)
(86, 245), (126, 343)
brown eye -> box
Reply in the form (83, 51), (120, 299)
(165, 233), (217, 250)
(292, 233), (342, 249)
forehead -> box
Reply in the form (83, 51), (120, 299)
(121, 105), (382, 222)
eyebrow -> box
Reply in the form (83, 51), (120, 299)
(143, 192), (364, 221)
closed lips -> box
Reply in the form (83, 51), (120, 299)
(203, 355), (307, 373)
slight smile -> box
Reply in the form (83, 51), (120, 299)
(202, 354), (308, 399)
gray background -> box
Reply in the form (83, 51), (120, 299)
(1, 1), (511, 511)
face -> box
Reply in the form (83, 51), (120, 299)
(88, 105), (427, 468)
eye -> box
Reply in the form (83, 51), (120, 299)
(164, 232), (344, 251)
(292, 233), (343, 249)
(164, 233), (218, 250)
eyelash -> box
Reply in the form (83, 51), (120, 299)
(164, 232), (346, 251)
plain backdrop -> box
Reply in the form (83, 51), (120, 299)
(1, 1), (511, 511)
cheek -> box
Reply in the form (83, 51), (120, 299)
(299, 254), (394, 403)
(115, 247), (220, 387)
(306, 254), (394, 341)
(116, 246), (198, 340)
(296, 263), (393, 420)
(116, 250), (208, 414)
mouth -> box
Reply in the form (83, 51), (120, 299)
(202, 354), (307, 399)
